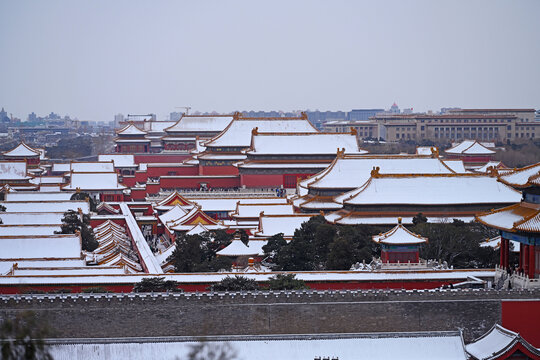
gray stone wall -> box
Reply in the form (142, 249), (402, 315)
(1, 289), (538, 342)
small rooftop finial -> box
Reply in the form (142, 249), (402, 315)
(430, 146), (439, 158)
(252, 127), (259, 136)
(350, 127), (357, 136)
(319, 210), (325, 216)
(233, 111), (241, 120)
(336, 148), (345, 158)
(397, 217), (402, 224)
(487, 166), (499, 177)
(76, 187), (81, 193)
(371, 166), (381, 178)
(300, 111), (308, 120)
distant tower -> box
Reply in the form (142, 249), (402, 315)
(114, 113), (124, 128)
(390, 103), (400, 114)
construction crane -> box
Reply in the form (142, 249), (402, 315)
(175, 106), (191, 115)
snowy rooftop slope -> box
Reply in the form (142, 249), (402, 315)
(0, 212), (66, 225)
(5, 191), (73, 201)
(0, 234), (81, 260)
(216, 239), (265, 256)
(49, 332), (468, 360)
(63, 172), (126, 190)
(416, 146), (435, 155)
(465, 324), (540, 360)
(340, 175), (522, 206)
(0, 200), (90, 213)
(0, 161), (30, 180)
(0, 225), (61, 236)
(474, 161), (504, 173)
(51, 163), (70, 173)
(246, 132), (365, 155)
(204, 118), (318, 148)
(30, 176), (66, 185)
(145, 121), (176, 133)
(232, 203), (295, 218)
(255, 214), (315, 238)
(189, 197), (288, 212)
(476, 203), (540, 233)
(158, 205), (189, 230)
(165, 115), (234, 133)
(373, 221), (428, 245)
(442, 160), (468, 173)
(98, 154), (136, 168)
(446, 140), (495, 155)
(116, 123), (147, 136)
(185, 223), (210, 235)
(302, 156), (458, 191)
(498, 162), (540, 187)
(70, 161), (115, 173)
(3, 142), (40, 157)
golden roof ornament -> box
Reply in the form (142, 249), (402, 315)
(300, 111), (308, 120)
(350, 127), (357, 136)
(252, 127), (259, 136)
(430, 147), (439, 158)
(336, 148), (345, 158)
(371, 166), (381, 178)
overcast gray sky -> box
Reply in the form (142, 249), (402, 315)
(1, 0), (539, 121)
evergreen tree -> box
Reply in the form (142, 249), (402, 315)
(56, 210), (98, 251)
(70, 192), (97, 212)
(0, 311), (53, 360)
(210, 276), (258, 291)
(133, 277), (181, 292)
(168, 232), (233, 272)
(262, 233), (287, 262)
(267, 274), (307, 290)
(326, 236), (357, 270)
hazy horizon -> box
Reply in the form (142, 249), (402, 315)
(1, 0), (539, 121)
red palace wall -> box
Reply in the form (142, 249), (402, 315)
(89, 217), (127, 229)
(241, 174), (284, 188)
(447, 155), (494, 163)
(134, 153), (191, 164)
(130, 188), (147, 200)
(159, 176), (240, 189)
(121, 176), (137, 187)
(147, 165), (198, 177)
(199, 165), (239, 176)
(502, 300), (540, 347)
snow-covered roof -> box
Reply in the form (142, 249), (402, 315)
(158, 205), (190, 230)
(0, 200), (90, 213)
(0, 225), (61, 236)
(0, 161), (30, 180)
(372, 219), (428, 245)
(442, 160), (468, 174)
(48, 332), (468, 360)
(473, 161), (505, 174)
(185, 223), (210, 235)
(339, 174), (521, 206)
(169, 206), (227, 231)
(479, 235), (520, 252)
(51, 163), (71, 173)
(165, 115), (235, 133)
(203, 117), (318, 148)
(116, 123), (148, 136)
(70, 161), (115, 173)
(299, 155), (462, 191)
(197, 153), (247, 160)
(29, 176), (65, 185)
(446, 140), (495, 155)
(476, 203), (540, 233)
(246, 131), (366, 155)
(2, 142), (40, 157)
(465, 324), (540, 360)
(231, 203), (295, 219)
(416, 146), (436, 156)
(498, 162), (540, 188)
(0, 212), (66, 225)
(254, 214), (315, 238)
(189, 197), (289, 212)
(0, 234), (82, 260)
(216, 239), (265, 256)
(98, 154), (137, 168)
(145, 121), (176, 133)
(238, 162), (330, 169)
(4, 191), (73, 202)
(63, 172), (126, 191)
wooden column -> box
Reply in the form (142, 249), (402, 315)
(528, 245), (536, 279)
(500, 238), (505, 269)
(523, 244), (529, 275)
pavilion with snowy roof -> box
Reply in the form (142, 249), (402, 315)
(162, 114), (235, 152)
(0, 160), (33, 188)
(153, 191), (196, 212)
(326, 171), (521, 225)
(98, 154), (138, 175)
(237, 129), (368, 188)
(476, 162), (540, 288)
(230, 202), (296, 227)
(465, 324), (540, 360)
(197, 113), (318, 176)
(373, 218), (428, 264)
(114, 123), (150, 153)
(216, 233), (266, 262)
(293, 153), (468, 212)
(2, 142), (42, 167)
(62, 172), (126, 202)
(445, 140), (496, 167)
(252, 213), (315, 240)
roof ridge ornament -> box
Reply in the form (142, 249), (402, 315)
(350, 127), (357, 136)
(336, 148), (345, 158)
(252, 127), (259, 136)
(487, 166), (499, 177)
(430, 147), (439, 158)
(300, 111), (308, 120)
(371, 166), (381, 178)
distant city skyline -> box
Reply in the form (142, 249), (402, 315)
(1, 0), (539, 121)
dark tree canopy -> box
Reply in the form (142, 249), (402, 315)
(168, 231), (233, 273)
(267, 274), (307, 290)
(210, 276), (259, 292)
(133, 277), (182, 292)
(0, 311), (53, 360)
(56, 210), (98, 251)
(70, 192), (97, 212)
